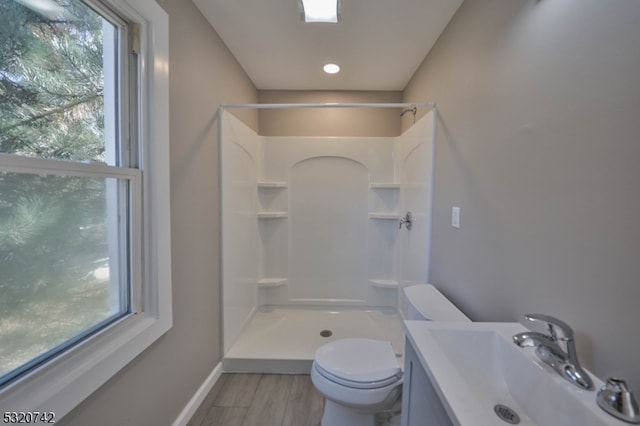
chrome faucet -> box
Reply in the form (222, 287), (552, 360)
(513, 314), (593, 390)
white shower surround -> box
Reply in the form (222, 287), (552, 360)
(220, 106), (436, 357)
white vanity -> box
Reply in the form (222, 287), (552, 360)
(401, 321), (626, 426)
(401, 335), (454, 426)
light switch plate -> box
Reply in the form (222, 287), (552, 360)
(452, 207), (460, 229)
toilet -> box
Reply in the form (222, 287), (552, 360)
(310, 284), (471, 426)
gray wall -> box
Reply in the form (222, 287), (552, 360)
(60, 0), (258, 424)
(404, 0), (640, 389)
(57, 0), (640, 423)
(258, 91), (402, 136)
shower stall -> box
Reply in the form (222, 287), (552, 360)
(219, 103), (436, 373)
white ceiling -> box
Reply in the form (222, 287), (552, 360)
(192, 0), (463, 91)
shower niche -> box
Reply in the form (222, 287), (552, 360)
(220, 107), (435, 356)
(257, 181), (288, 219)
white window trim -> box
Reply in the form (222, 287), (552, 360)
(0, 0), (171, 418)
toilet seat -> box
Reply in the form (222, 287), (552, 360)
(314, 338), (401, 389)
(314, 363), (401, 389)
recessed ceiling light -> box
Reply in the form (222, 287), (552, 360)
(323, 63), (340, 74)
(300, 0), (340, 23)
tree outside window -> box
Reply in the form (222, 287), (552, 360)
(0, 0), (131, 386)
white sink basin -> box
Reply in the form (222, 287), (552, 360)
(403, 321), (625, 426)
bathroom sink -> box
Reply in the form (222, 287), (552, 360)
(403, 321), (624, 425)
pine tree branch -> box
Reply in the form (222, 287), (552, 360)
(57, 30), (102, 94)
(0, 92), (101, 133)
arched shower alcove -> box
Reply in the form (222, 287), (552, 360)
(219, 103), (437, 373)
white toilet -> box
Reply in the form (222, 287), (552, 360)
(310, 284), (471, 426)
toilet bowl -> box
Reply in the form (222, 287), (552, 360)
(310, 284), (470, 426)
(311, 338), (402, 426)
(312, 338), (401, 394)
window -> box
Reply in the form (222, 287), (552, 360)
(0, 0), (170, 417)
(0, 0), (133, 387)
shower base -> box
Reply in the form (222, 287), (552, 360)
(223, 306), (405, 374)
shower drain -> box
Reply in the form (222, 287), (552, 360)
(494, 404), (520, 424)
(320, 330), (333, 337)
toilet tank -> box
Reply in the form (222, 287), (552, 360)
(403, 284), (471, 322)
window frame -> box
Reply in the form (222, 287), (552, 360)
(0, 0), (171, 418)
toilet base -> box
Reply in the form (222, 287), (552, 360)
(320, 401), (399, 426)
(321, 399), (377, 426)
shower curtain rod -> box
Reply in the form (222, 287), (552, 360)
(219, 102), (435, 110)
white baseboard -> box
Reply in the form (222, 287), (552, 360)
(172, 362), (223, 426)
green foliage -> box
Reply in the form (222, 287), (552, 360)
(0, 174), (109, 310)
(0, 0), (120, 380)
(0, 0), (106, 161)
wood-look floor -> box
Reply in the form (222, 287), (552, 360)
(188, 374), (325, 426)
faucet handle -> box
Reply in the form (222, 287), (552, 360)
(597, 378), (640, 423)
(524, 313), (574, 341)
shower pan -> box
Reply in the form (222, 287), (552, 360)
(219, 103), (436, 373)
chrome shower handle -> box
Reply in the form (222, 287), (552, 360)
(399, 211), (414, 230)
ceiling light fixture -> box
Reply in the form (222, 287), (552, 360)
(299, 0), (341, 23)
(323, 63), (340, 74)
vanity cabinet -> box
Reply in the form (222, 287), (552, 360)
(401, 339), (454, 426)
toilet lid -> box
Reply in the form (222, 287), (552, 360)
(314, 338), (401, 385)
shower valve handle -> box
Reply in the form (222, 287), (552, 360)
(399, 211), (414, 230)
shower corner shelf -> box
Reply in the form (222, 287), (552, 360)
(369, 183), (400, 189)
(369, 279), (399, 289)
(257, 181), (288, 188)
(257, 211), (288, 219)
(258, 278), (287, 288)
(369, 213), (401, 220)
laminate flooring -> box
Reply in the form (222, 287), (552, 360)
(188, 374), (325, 426)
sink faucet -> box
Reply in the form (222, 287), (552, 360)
(513, 314), (593, 390)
